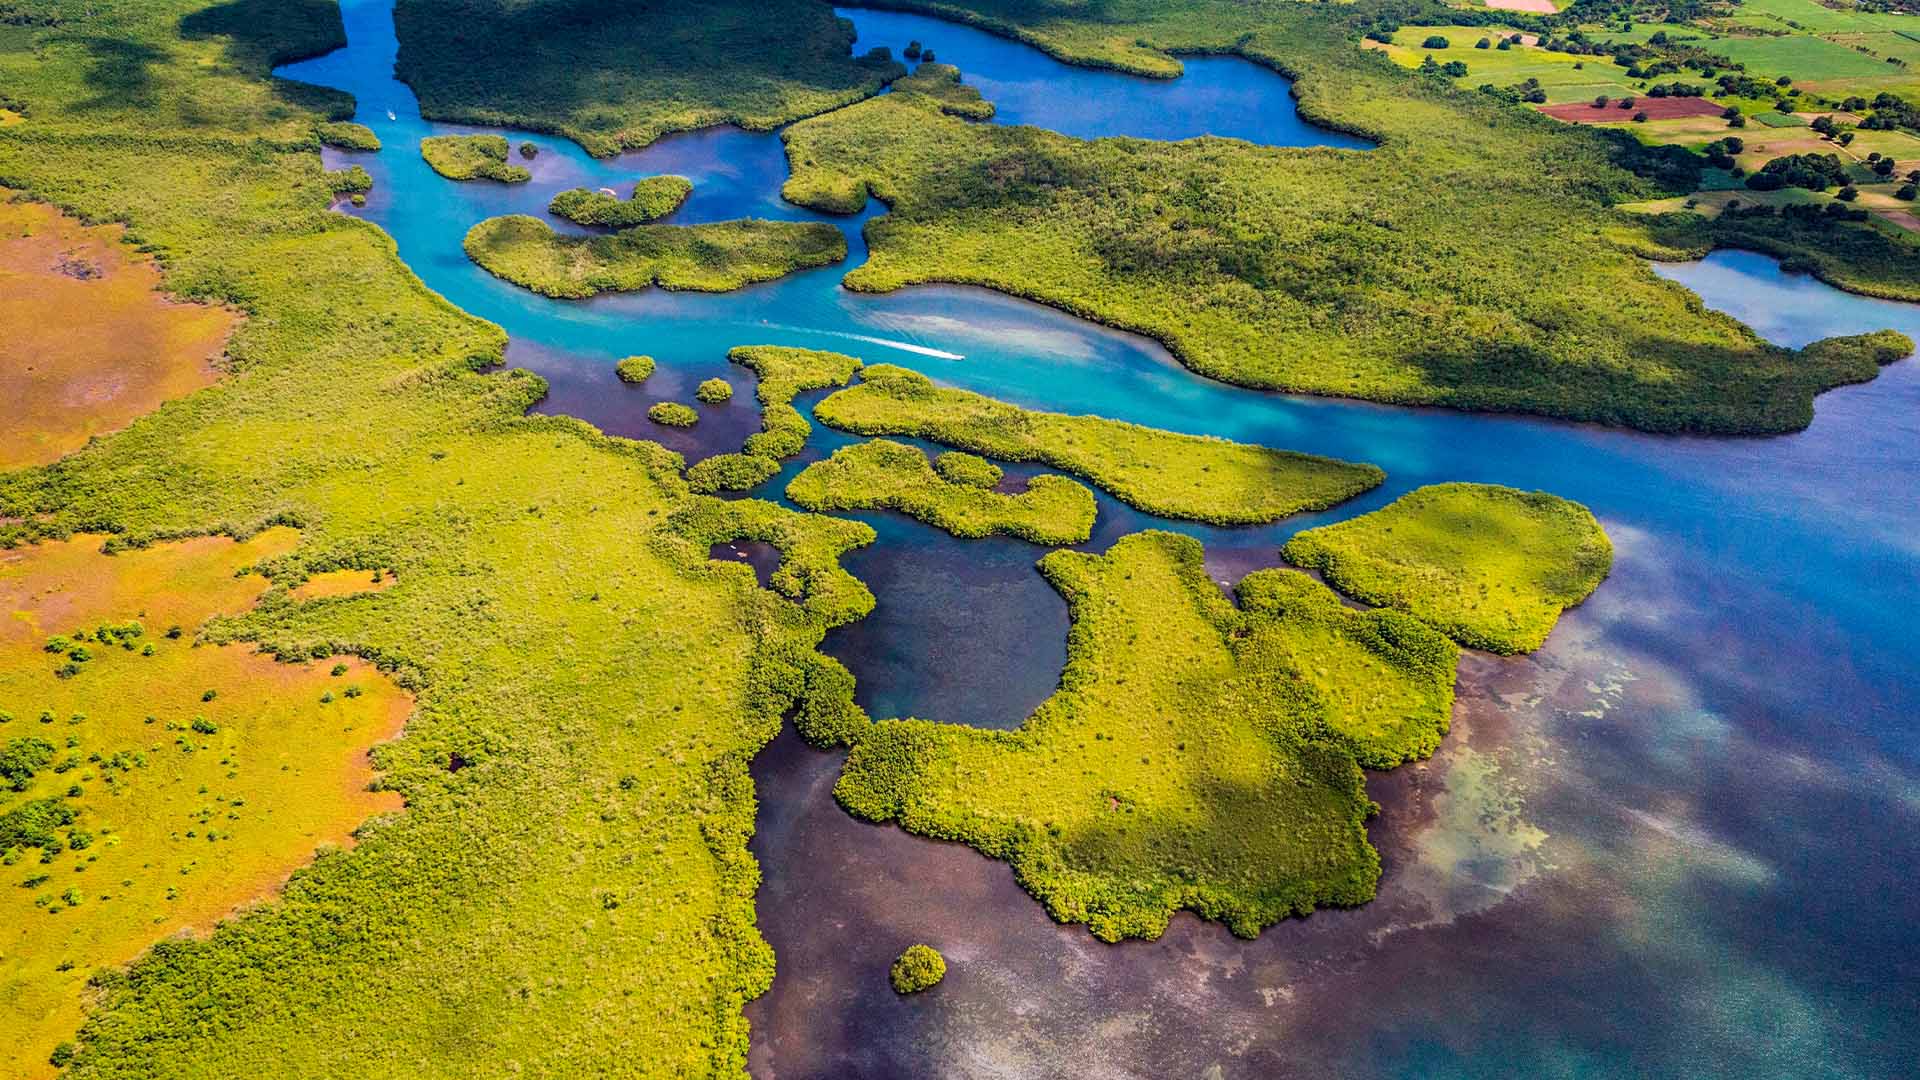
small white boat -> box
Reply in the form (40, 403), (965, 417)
(386, 109), (396, 121)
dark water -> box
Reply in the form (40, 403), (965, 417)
(279, 4), (1920, 1077)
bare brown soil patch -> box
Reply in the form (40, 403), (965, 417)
(1537, 97), (1726, 123)
(0, 197), (240, 470)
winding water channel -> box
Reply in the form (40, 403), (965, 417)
(280, 3), (1920, 1076)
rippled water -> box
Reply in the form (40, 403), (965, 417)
(279, 3), (1920, 1076)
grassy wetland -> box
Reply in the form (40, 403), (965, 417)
(0, 530), (410, 1076)
(0, 1), (880, 1073)
(462, 214), (847, 299)
(786, 438), (1097, 544)
(685, 346), (866, 494)
(814, 364), (1383, 524)
(1283, 483), (1614, 655)
(830, 531), (1460, 942)
(777, 0), (1920, 434)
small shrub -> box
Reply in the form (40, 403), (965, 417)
(1421, 35), (1449, 49)
(191, 717), (218, 735)
(695, 378), (733, 403)
(616, 356), (655, 384)
(519, 141), (538, 159)
(648, 402), (699, 427)
(889, 944), (946, 993)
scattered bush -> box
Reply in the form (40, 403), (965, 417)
(647, 402), (699, 427)
(890, 944), (946, 994)
(615, 355), (655, 384)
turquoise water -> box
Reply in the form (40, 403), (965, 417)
(279, 3), (1920, 1077)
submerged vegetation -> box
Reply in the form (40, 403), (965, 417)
(1283, 483), (1614, 654)
(462, 214), (846, 298)
(684, 346), (866, 494)
(814, 365), (1383, 524)
(778, 0), (1920, 434)
(787, 439), (1097, 544)
(548, 176), (694, 227)
(418, 133), (529, 182)
(831, 531), (1459, 941)
(393, 0), (905, 155)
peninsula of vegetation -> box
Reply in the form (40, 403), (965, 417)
(1283, 483), (1614, 654)
(774, 0), (1920, 434)
(463, 215), (846, 298)
(814, 365), (1383, 524)
(684, 346), (866, 494)
(419, 133), (529, 182)
(786, 439), (1097, 544)
(830, 531), (1461, 941)
(548, 176), (694, 227)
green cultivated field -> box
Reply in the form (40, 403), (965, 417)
(814, 365), (1384, 525)
(786, 439), (1097, 544)
(463, 215), (846, 298)
(830, 531), (1460, 941)
(1283, 483), (1613, 654)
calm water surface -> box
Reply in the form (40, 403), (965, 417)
(280, 4), (1920, 1076)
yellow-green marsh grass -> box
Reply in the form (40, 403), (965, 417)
(0, 199), (238, 471)
(1283, 482), (1613, 654)
(785, 439), (1096, 544)
(0, 530), (409, 1079)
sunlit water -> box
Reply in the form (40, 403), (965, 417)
(278, 3), (1920, 1076)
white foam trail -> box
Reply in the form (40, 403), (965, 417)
(760, 323), (964, 360)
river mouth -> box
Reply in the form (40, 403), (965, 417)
(275, 2), (1920, 1076)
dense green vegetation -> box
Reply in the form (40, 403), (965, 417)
(392, 0), (905, 155)
(648, 401), (700, 427)
(316, 120), (380, 151)
(1620, 209), (1920, 305)
(684, 346), (865, 495)
(0, 1), (884, 1073)
(462, 214), (846, 299)
(889, 943), (947, 993)
(831, 531), (1459, 941)
(814, 365), (1382, 524)
(786, 439), (1097, 544)
(934, 449), (1001, 488)
(418, 133), (529, 182)
(548, 176), (693, 227)
(889, 62), (996, 119)
(696, 378), (735, 404)
(615, 355), (655, 384)
(778, 0), (1920, 434)
(1283, 483), (1613, 654)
